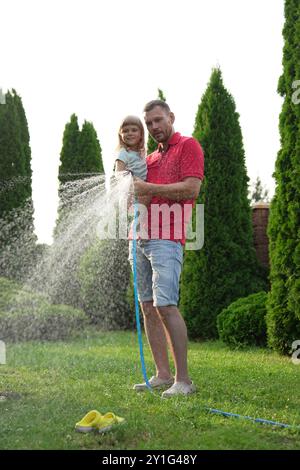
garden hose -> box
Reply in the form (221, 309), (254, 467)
(206, 407), (300, 430)
(132, 196), (151, 390)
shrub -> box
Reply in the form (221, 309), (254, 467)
(266, 0), (300, 355)
(79, 240), (134, 330)
(0, 277), (87, 342)
(180, 68), (268, 340)
(126, 271), (134, 316)
(266, 280), (300, 355)
(217, 291), (268, 348)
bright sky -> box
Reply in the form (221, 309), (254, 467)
(1, 0), (284, 244)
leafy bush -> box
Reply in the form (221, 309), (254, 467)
(266, 280), (300, 355)
(217, 291), (268, 348)
(126, 271), (135, 316)
(180, 68), (268, 340)
(79, 240), (134, 330)
(265, 0), (300, 355)
(0, 277), (87, 342)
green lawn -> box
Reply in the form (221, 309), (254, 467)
(0, 329), (299, 450)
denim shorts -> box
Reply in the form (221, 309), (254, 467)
(128, 239), (183, 307)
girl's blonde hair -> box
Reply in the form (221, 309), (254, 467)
(117, 115), (145, 152)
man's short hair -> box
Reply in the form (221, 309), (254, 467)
(143, 100), (171, 113)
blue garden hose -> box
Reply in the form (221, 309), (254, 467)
(132, 197), (151, 390)
(206, 408), (300, 430)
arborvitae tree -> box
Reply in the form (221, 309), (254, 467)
(0, 91), (26, 216)
(51, 115), (105, 307)
(79, 120), (104, 175)
(147, 88), (166, 154)
(180, 68), (267, 339)
(0, 90), (36, 280)
(250, 177), (269, 204)
(13, 90), (36, 241)
(266, 0), (300, 354)
(13, 90), (32, 191)
(58, 114), (81, 184)
(56, 115), (104, 222)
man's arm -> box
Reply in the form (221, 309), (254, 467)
(134, 177), (202, 201)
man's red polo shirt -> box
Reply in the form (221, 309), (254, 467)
(146, 132), (204, 244)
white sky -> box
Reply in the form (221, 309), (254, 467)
(1, 0), (284, 244)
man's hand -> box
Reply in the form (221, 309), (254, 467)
(133, 176), (150, 196)
(132, 177), (152, 206)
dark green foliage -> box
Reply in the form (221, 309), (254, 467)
(147, 89), (166, 154)
(180, 69), (267, 339)
(58, 115), (103, 184)
(13, 91), (32, 188)
(217, 291), (268, 348)
(266, 0), (300, 354)
(79, 239), (134, 330)
(53, 115), (105, 307)
(0, 90), (37, 280)
(0, 90), (34, 215)
(0, 277), (87, 342)
(79, 121), (104, 175)
(56, 114), (104, 226)
(58, 114), (81, 184)
(126, 270), (135, 317)
(0, 91), (26, 216)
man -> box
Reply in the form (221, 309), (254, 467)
(130, 100), (204, 397)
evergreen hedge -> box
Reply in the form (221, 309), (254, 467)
(79, 240), (134, 330)
(266, 0), (300, 354)
(0, 90), (37, 281)
(180, 68), (267, 339)
(217, 291), (268, 348)
(52, 114), (105, 308)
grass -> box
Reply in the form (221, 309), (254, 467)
(0, 329), (299, 450)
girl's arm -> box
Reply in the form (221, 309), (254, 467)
(115, 160), (127, 172)
(115, 160), (151, 207)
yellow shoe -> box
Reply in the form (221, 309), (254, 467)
(96, 412), (125, 433)
(75, 410), (103, 433)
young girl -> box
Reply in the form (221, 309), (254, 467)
(115, 115), (147, 180)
